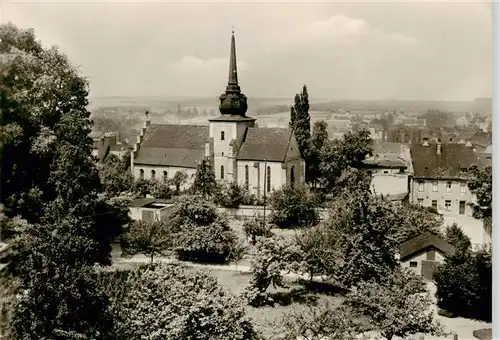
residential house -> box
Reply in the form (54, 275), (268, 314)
(455, 115), (470, 127)
(90, 131), (129, 163)
(410, 141), (489, 246)
(130, 33), (306, 197)
(362, 142), (413, 202)
(399, 232), (454, 280)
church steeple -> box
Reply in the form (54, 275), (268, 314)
(219, 31), (248, 116)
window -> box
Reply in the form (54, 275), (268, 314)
(445, 200), (452, 211)
(221, 131), (225, 141)
(163, 171), (168, 183)
(409, 261), (418, 268)
(222, 152), (224, 156)
(418, 181), (424, 192)
(220, 165), (224, 180)
(399, 168), (405, 173)
(460, 168), (467, 173)
(432, 200), (438, 210)
(432, 182), (438, 192)
(383, 170), (389, 174)
(290, 166), (295, 186)
(417, 198), (424, 205)
(151, 170), (156, 181)
(446, 182), (452, 192)
(427, 249), (436, 261)
(139, 169), (144, 180)
(460, 182), (467, 193)
(266, 166), (271, 193)
(245, 165), (249, 189)
(459, 201), (466, 215)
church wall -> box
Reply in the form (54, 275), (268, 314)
(284, 133), (306, 185)
(236, 160), (286, 197)
(132, 164), (196, 190)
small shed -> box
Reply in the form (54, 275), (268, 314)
(128, 198), (175, 223)
(399, 232), (454, 280)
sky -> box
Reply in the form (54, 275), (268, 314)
(2, 0), (493, 101)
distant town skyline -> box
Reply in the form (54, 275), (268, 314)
(3, 1), (492, 101)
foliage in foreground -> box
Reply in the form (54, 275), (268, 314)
(345, 267), (442, 340)
(107, 264), (263, 340)
(433, 245), (492, 322)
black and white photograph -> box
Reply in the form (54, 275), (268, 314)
(0, 1), (495, 339)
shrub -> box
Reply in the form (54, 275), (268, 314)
(121, 220), (172, 263)
(169, 195), (239, 263)
(268, 184), (318, 228)
(434, 246), (492, 322)
(131, 178), (150, 197)
(242, 214), (272, 245)
(444, 223), (471, 255)
(111, 264), (262, 340)
(148, 180), (172, 199)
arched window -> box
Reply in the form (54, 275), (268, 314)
(151, 170), (156, 181)
(245, 165), (249, 189)
(220, 165), (225, 179)
(290, 166), (295, 186)
(139, 169), (144, 180)
(163, 170), (168, 183)
(266, 166), (271, 193)
(221, 131), (225, 141)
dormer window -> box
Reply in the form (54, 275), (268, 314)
(460, 168), (467, 173)
(221, 131), (225, 141)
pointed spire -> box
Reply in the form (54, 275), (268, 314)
(225, 30), (241, 94)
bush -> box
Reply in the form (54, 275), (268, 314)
(242, 214), (272, 245)
(434, 246), (492, 322)
(109, 264), (262, 340)
(121, 220), (173, 263)
(268, 184), (318, 228)
(169, 195), (239, 263)
(444, 223), (471, 255)
(148, 180), (172, 199)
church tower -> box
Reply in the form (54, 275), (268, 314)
(209, 31), (256, 183)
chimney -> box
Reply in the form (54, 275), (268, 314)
(437, 141), (441, 155)
(423, 137), (429, 147)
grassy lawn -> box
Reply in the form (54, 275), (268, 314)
(203, 268), (348, 339)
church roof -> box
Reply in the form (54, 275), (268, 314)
(134, 124), (209, 168)
(237, 127), (292, 162)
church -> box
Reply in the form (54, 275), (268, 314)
(130, 32), (305, 198)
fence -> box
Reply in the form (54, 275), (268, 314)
(217, 205), (329, 221)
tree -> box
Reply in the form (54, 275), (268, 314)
(433, 246), (492, 322)
(110, 264), (262, 340)
(171, 170), (188, 194)
(1, 23), (101, 225)
(289, 85), (311, 160)
(122, 220), (172, 263)
(392, 203), (443, 243)
(99, 154), (133, 195)
(307, 120), (329, 186)
(326, 190), (399, 287)
(148, 180), (172, 199)
(346, 267), (442, 340)
(295, 225), (338, 284)
(444, 223), (471, 255)
(468, 165), (492, 220)
(268, 184), (318, 229)
(192, 158), (217, 198)
(214, 182), (249, 209)
(131, 178), (150, 197)
(169, 196), (239, 263)
(243, 235), (302, 306)
(318, 129), (373, 192)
